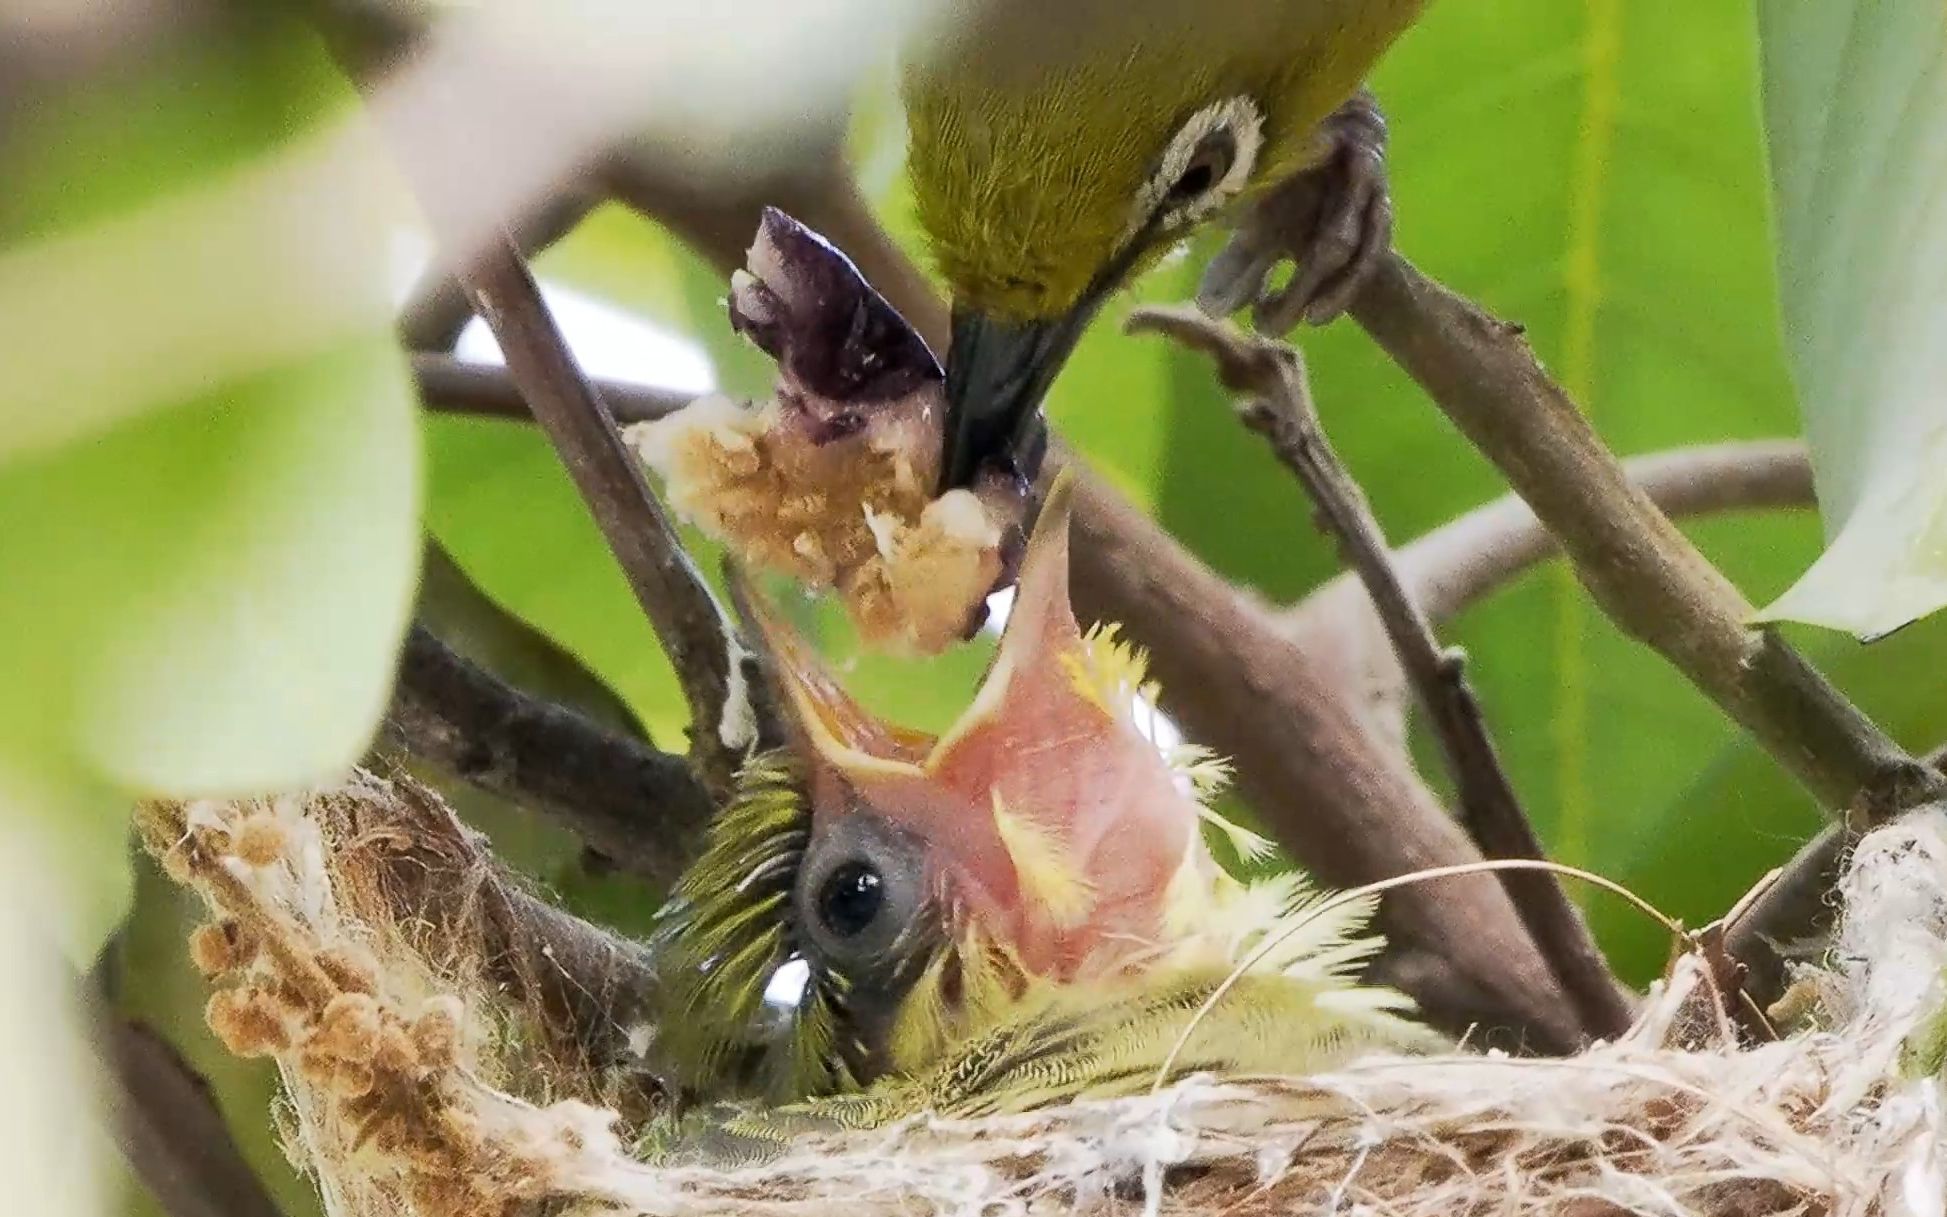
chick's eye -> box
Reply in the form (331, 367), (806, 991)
(793, 811), (927, 979)
(1168, 134), (1235, 204)
(817, 860), (884, 938)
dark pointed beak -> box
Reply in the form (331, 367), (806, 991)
(940, 307), (1093, 491)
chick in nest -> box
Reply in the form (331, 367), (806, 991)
(627, 208), (1032, 654)
(647, 474), (1436, 1156)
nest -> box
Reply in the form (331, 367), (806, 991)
(138, 769), (1947, 1217)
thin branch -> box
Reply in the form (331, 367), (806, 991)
(88, 944), (286, 1217)
(400, 187), (602, 352)
(1388, 440), (1815, 627)
(456, 243), (772, 792)
(1349, 257), (1943, 825)
(1348, 255), (1945, 1002)
(414, 351), (686, 427)
(416, 540), (644, 737)
(385, 623), (715, 889)
(1720, 826), (1846, 1001)
(1129, 305), (1632, 1043)
(1286, 439), (1815, 752)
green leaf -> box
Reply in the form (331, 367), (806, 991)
(0, 22), (418, 947)
(424, 413), (689, 743)
(1752, 1), (1947, 637)
(0, 343), (417, 794)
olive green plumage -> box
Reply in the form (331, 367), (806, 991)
(644, 485), (1438, 1162)
(647, 751), (1434, 1160)
(902, 0), (1430, 322)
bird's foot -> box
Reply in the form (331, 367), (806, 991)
(1197, 89), (1392, 332)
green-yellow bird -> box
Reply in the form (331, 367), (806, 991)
(648, 475), (1432, 1142)
(901, 0), (1430, 487)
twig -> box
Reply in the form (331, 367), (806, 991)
(1719, 826), (1846, 1002)
(399, 187), (602, 352)
(314, 0), (774, 791)
(1288, 439), (1815, 751)
(1724, 744), (1947, 998)
(88, 943), (286, 1217)
(1129, 305), (1632, 1043)
(416, 540), (644, 736)
(1349, 255), (1946, 1001)
(384, 623), (715, 889)
(1351, 255), (1943, 825)
(456, 243), (771, 792)
(1385, 440), (1814, 628)
(414, 351), (685, 427)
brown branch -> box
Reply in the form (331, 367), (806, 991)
(1287, 439), (1815, 751)
(414, 351), (686, 427)
(1348, 255), (1945, 1000)
(384, 623), (714, 889)
(455, 244), (771, 792)
(1129, 305), (1632, 1043)
(88, 943), (285, 1217)
(1389, 440), (1815, 628)
(416, 539), (645, 736)
(607, 164), (1582, 1050)
(1720, 825), (1846, 1001)
(1349, 258), (1942, 825)
(400, 188), (602, 352)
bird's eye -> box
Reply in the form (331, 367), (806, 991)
(817, 860), (885, 938)
(1135, 96), (1264, 234)
(1167, 134), (1236, 204)
(793, 809), (930, 984)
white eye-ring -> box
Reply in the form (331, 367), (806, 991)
(1129, 96), (1265, 238)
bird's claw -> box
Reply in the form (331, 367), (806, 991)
(1197, 90), (1393, 332)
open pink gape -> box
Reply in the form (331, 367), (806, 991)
(627, 209), (1033, 654)
(753, 476), (1218, 982)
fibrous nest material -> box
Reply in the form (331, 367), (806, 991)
(139, 770), (1947, 1217)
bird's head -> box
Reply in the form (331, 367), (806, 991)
(651, 473), (1354, 1101)
(901, 3), (1333, 488)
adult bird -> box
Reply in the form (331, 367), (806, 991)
(902, 0), (1431, 488)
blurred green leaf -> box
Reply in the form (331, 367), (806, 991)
(0, 20), (417, 947)
(423, 413), (687, 743)
(1752, 1), (1947, 637)
(0, 343), (416, 795)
